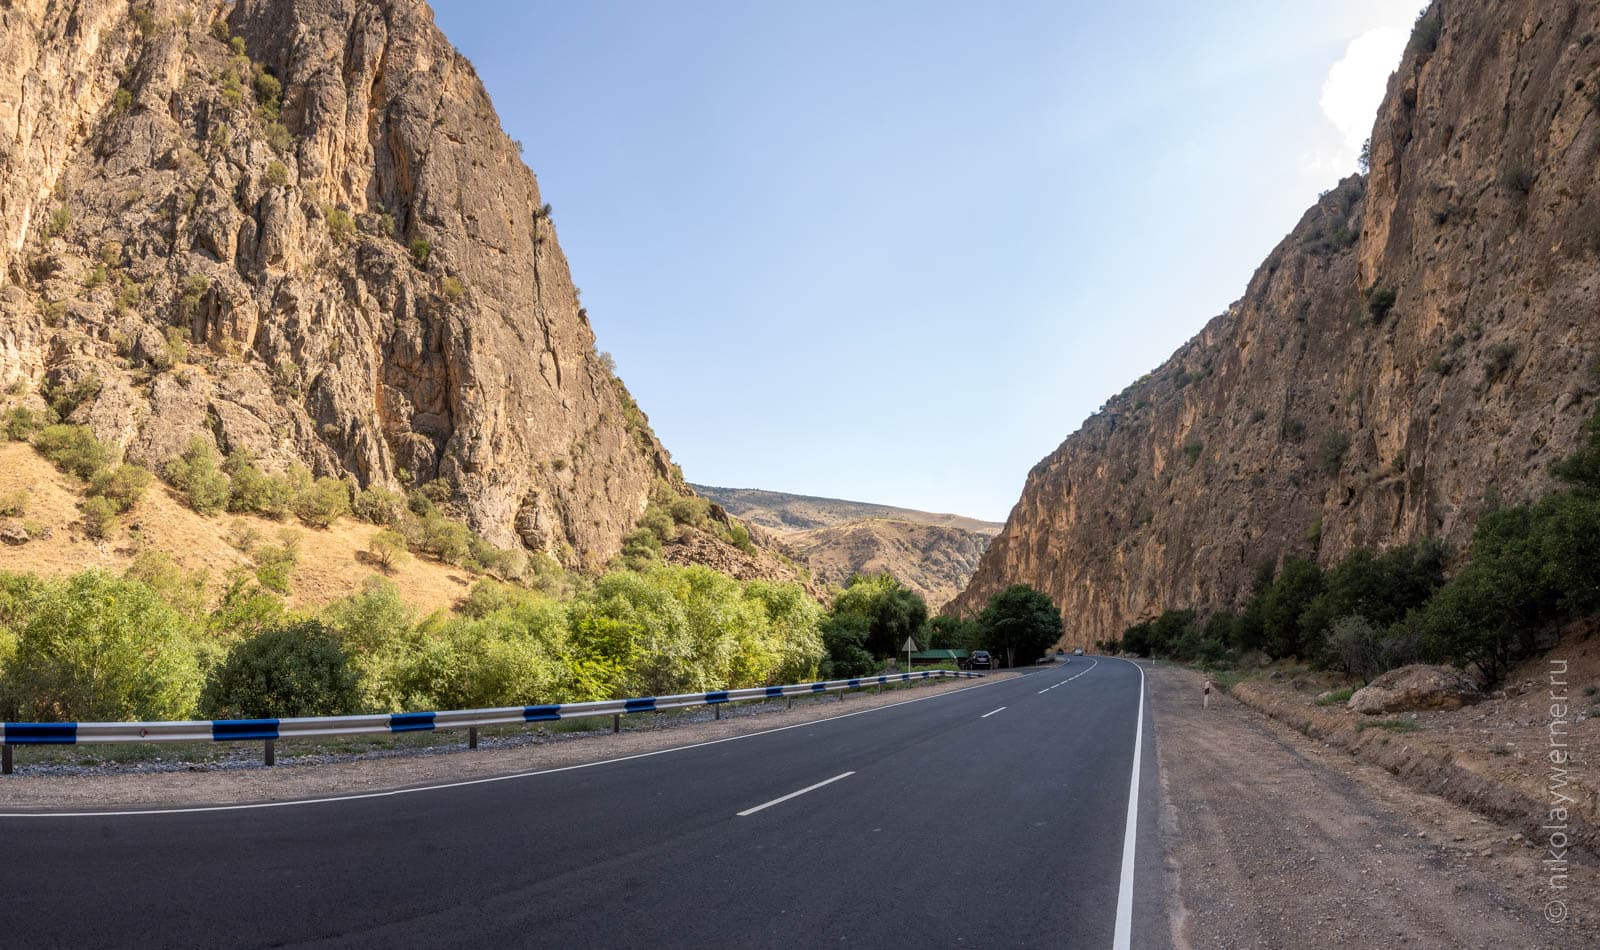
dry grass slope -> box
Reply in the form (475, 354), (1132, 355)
(0, 442), (477, 615)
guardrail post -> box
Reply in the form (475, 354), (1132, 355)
(468, 727), (479, 750)
(839, 689), (845, 702)
(612, 714), (620, 733)
(263, 739), (276, 767)
(786, 695), (793, 710)
(2, 743), (11, 775)
(714, 704), (721, 720)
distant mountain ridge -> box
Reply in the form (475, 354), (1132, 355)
(692, 485), (1000, 609)
(691, 486), (1003, 537)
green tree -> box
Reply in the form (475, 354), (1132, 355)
(294, 476), (351, 528)
(34, 424), (114, 479)
(165, 438), (231, 514)
(978, 584), (1063, 668)
(1260, 558), (1324, 658)
(826, 573), (928, 661)
(6, 571), (201, 721)
(201, 620), (361, 718)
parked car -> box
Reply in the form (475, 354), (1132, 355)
(969, 650), (992, 670)
(1073, 648), (1084, 656)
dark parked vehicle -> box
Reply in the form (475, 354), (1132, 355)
(969, 650), (992, 670)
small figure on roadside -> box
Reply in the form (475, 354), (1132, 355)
(1203, 679), (1213, 709)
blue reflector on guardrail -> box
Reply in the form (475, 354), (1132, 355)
(624, 698), (656, 713)
(212, 719), (279, 741)
(523, 704), (561, 722)
(810, 682), (825, 692)
(705, 691), (729, 704)
(3, 722), (78, 745)
(389, 712), (436, 733)
(765, 686), (784, 698)
(847, 679), (861, 688)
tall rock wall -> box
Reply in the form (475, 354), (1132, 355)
(951, 0), (1600, 646)
(0, 0), (679, 569)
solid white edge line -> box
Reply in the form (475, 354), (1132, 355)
(1112, 658), (1145, 950)
(979, 706), (1006, 718)
(735, 771), (854, 817)
(0, 673), (1020, 818)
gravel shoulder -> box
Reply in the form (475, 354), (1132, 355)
(1149, 662), (1599, 949)
(0, 672), (1019, 811)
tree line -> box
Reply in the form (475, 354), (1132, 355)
(1106, 408), (1600, 686)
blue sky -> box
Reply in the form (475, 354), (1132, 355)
(433, 1), (1420, 522)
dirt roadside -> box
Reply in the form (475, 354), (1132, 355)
(1149, 662), (1599, 949)
(0, 673), (1019, 810)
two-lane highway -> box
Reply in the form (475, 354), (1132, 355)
(1, 658), (1165, 948)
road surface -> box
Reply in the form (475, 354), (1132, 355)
(0, 658), (1163, 948)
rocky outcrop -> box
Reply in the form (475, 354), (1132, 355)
(952, 0), (1600, 646)
(784, 520), (991, 610)
(1347, 664), (1480, 714)
(694, 485), (1001, 608)
(0, 0), (690, 570)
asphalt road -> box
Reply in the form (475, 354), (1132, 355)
(0, 657), (1165, 949)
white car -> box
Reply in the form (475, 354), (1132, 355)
(1073, 648), (1085, 656)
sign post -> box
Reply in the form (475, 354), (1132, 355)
(903, 636), (918, 674)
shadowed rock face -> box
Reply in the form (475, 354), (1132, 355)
(952, 0), (1600, 646)
(0, 0), (678, 569)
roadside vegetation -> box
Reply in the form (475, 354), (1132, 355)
(1103, 407), (1600, 688)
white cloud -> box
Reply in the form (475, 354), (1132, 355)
(1319, 25), (1409, 156)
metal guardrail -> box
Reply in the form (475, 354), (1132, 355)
(0, 670), (984, 773)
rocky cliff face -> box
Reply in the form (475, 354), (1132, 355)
(0, 0), (684, 569)
(951, 0), (1600, 646)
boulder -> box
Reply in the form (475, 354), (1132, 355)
(0, 521), (29, 545)
(1347, 665), (1479, 715)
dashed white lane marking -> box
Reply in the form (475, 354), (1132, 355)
(1039, 657), (1100, 692)
(979, 707), (1007, 719)
(736, 771), (855, 817)
(0, 675), (1016, 819)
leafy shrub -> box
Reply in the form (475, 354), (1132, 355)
(201, 620), (361, 719)
(80, 496), (120, 539)
(324, 206), (355, 243)
(44, 206), (70, 239)
(294, 476), (350, 528)
(409, 239), (431, 267)
(87, 463), (153, 512)
(440, 276), (464, 300)
(1366, 287), (1397, 322)
(0, 490), (25, 517)
(251, 531), (300, 594)
(165, 438), (231, 514)
(1483, 344), (1517, 384)
(1182, 441), (1202, 465)
(265, 160), (289, 187)
(252, 71), (281, 115)
(409, 509), (473, 565)
(4, 571), (201, 721)
(224, 453), (295, 518)
(1502, 165), (1535, 196)
(353, 486), (407, 525)
(35, 424), (115, 479)
(1317, 432), (1350, 475)
(124, 551), (210, 619)
(1407, 5), (1442, 58)
(4, 406), (49, 441)
(391, 612), (565, 710)
(1325, 616), (1384, 680)
(368, 528), (408, 571)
